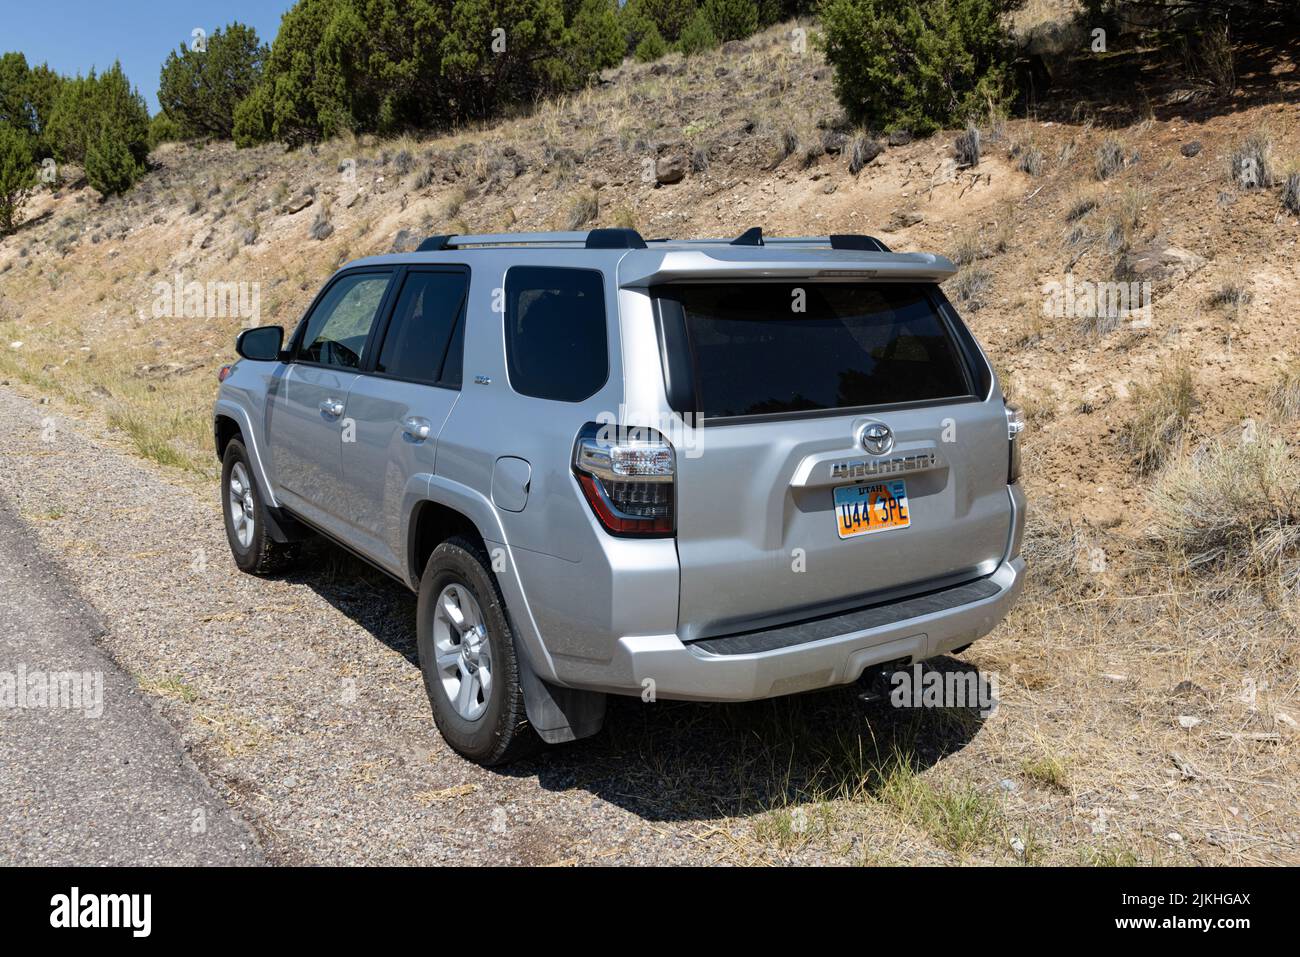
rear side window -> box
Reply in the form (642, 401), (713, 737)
(504, 267), (608, 402)
(374, 270), (468, 387)
(659, 283), (971, 419)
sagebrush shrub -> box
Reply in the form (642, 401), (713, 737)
(820, 0), (1014, 136)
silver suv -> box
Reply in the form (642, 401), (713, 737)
(214, 228), (1027, 765)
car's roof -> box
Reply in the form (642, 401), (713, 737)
(339, 229), (958, 285)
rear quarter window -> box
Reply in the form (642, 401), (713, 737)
(504, 266), (608, 402)
(658, 282), (973, 419)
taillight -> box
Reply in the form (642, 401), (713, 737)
(573, 424), (675, 536)
(1005, 404), (1025, 484)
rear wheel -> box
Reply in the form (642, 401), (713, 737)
(221, 438), (299, 574)
(417, 536), (536, 765)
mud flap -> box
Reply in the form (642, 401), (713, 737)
(515, 643), (606, 744)
(264, 505), (311, 544)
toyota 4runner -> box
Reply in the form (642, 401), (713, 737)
(214, 227), (1027, 765)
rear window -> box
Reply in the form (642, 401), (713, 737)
(660, 283), (972, 419)
(505, 266), (608, 402)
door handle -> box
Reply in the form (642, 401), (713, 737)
(319, 398), (345, 418)
(402, 416), (432, 441)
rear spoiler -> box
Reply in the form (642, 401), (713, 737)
(618, 248), (958, 287)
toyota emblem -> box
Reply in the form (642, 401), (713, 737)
(861, 422), (894, 455)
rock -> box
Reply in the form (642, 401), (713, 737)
(1177, 715), (1202, 729)
(714, 67), (729, 78)
(1010, 836), (1026, 856)
(821, 130), (848, 155)
(1180, 140), (1202, 157)
(887, 208), (923, 230)
(391, 229), (420, 253)
(281, 194), (314, 215)
(649, 63), (669, 76)
(887, 130), (913, 147)
(90, 384), (112, 399)
(849, 138), (884, 174)
(655, 154), (688, 185)
(1170, 679), (1207, 698)
(721, 40), (746, 55)
(822, 183), (836, 194)
(999, 779), (1017, 792)
(1121, 242), (1206, 283)
(1169, 751), (1200, 780)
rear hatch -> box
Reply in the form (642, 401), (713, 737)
(656, 280), (1013, 641)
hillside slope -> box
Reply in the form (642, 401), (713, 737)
(1, 20), (1297, 864)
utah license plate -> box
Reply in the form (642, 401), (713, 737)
(834, 480), (911, 539)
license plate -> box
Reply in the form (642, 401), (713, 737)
(834, 480), (911, 539)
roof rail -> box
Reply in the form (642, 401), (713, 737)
(584, 228), (647, 249)
(409, 230), (890, 253)
(829, 234), (891, 253)
(411, 229), (647, 251)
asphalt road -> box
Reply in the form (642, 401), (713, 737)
(0, 498), (262, 865)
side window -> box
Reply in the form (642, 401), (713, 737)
(374, 270), (469, 387)
(504, 266), (608, 402)
(297, 273), (391, 369)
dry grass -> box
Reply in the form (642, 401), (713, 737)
(1150, 430), (1300, 582)
(1230, 131), (1277, 189)
(1095, 136), (1125, 180)
(1269, 369), (1300, 421)
(1121, 363), (1197, 475)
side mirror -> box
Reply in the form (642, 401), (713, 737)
(235, 325), (284, 362)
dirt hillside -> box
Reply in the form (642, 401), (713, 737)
(1, 18), (1297, 864)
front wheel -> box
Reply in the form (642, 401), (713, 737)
(416, 536), (536, 765)
(220, 438), (299, 575)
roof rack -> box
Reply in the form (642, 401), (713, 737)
(415, 229), (646, 251)
(411, 228), (891, 253)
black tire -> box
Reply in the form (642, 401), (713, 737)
(416, 536), (536, 766)
(220, 438), (299, 575)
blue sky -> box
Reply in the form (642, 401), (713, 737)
(3, 0), (297, 113)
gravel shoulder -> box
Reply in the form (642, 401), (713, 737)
(0, 485), (262, 865)
(0, 385), (756, 865)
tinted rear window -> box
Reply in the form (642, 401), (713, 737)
(662, 283), (971, 419)
(505, 266), (608, 402)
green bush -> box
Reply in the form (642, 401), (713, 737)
(819, 0), (1016, 135)
(84, 129), (140, 196)
(234, 0), (576, 146)
(565, 0), (626, 78)
(634, 22), (669, 61)
(622, 0), (697, 42)
(232, 81), (274, 148)
(703, 0), (758, 41)
(678, 10), (719, 55)
(46, 63), (149, 169)
(0, 52), (64, 157)
(0, 123), (37, 233)
(157, 22), (266, 139)
(147, 112), (182, 149)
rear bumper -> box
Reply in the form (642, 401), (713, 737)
(570, 557), (1025, 702)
